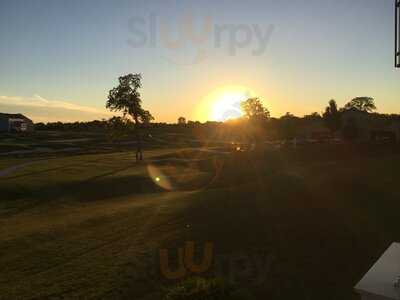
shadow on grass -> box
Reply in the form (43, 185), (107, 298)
(0, 173), (165, 216)
(0, 157), (107, 181)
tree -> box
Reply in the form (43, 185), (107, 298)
(178, 117), (186, 125)
(238, 98), (270, 148)
(106, 116), (131, 141)
(323, 99), (342, 134)
(106, 73), (154, 161)
(279, 112), (299, 141)
(344, 97), (376, 113)
(304, 112), (322, 121)
(240, 98), (270, 121)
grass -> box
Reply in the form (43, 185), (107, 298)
(1, 142), (400, 299)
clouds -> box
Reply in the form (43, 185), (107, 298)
(0, 95), (114, 122)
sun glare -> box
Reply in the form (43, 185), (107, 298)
(196, 86), (253, 122)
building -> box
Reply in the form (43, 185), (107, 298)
(302, 120), (333, 141)
(341, 109), (371, 140)
(0, 113), (34, 132)
(341, 109), (400, 143)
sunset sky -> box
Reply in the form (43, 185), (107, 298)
(0, 0), (398, 123)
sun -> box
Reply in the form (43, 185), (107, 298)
(211, 92), (246, 121)
(196, 86), (253, 122)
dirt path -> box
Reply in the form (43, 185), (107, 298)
(0, 161), (37, 177)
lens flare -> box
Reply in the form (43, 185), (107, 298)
(147, 164), (173, 191)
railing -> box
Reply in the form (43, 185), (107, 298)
(396, 0), (400, 67)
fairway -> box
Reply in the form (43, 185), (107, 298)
(1, 145), (400, 299)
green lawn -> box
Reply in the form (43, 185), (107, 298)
(1, 145), (400, 299)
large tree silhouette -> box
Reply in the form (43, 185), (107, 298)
(241, 98), (270, 121)
(344, 97), (376, 113)
(240, 98), (270, 147)
(323, 99), (342, 134)
(106, 73), (153, 161)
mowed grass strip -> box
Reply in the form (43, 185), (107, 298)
(1, 149), (400, 299)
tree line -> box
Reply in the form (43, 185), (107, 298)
(34, 73), (400, 160)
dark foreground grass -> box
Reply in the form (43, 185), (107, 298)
(0, 145), (400, 299)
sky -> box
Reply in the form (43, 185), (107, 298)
(0, 0), (398, 123)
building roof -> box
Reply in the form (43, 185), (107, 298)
(341, 108), (370, 115)
(0, 113), (32, 121)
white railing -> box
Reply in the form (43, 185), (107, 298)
(396, 0), (400, 67)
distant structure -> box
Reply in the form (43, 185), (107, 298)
(298, 110), (400, 144)
(303, 120), (333, 141)
(342, 109), (400, 143)
(0, 113), (34, 132)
